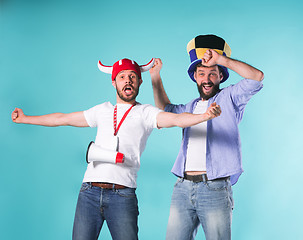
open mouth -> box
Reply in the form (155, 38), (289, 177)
(202, 82), (214, 92)
(123, 85), (134, 95)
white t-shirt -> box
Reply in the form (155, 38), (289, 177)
(185, 100), (208, 172)
(83, 102), (162, 188)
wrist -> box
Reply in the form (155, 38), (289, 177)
(201, 113), (210, 121)
(216, 54), (228, 67)
(16, 115), (26, 124)
(151, 74), (162, 85)
(22, 115), (34, 124)
(150, 71), (160, 79)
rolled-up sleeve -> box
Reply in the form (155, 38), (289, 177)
(165, 103), (186, 114)
(230, 78), (263, 112)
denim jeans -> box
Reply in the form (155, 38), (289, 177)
(72, 182), (139, 240)
(166, 178), (233, 240)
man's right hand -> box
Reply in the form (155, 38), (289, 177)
(12, 108), (25, 123)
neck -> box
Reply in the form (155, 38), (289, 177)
(116, 97), (136, 105)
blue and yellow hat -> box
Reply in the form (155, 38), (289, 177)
(187, 34), (231, 83)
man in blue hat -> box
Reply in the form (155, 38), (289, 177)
(150, 34), (264, 240)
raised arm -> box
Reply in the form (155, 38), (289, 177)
(157, 102), (221, 128)
(11, 108), (89, 127)
(149, 58), (171, 110)
(202, 49), (264, 82)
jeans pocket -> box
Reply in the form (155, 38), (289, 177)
(174, 178), (183, 187)
(205, 179), (228, 191)
(80, 182), (91, 192)
(116, 188), (137, 198)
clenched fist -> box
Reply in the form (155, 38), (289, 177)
(11, 108), (25, 123)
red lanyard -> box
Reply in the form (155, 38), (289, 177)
(113, 104), (135, 136)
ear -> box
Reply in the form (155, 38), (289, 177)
(193, 72), (197, 82)
(112, 80), (117, 89)
(139, 79), (143, 86)
(217, 66), (224, 82)
(219, 72), (224, 81)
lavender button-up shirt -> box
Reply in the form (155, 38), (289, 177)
(165, 78), (263, 185)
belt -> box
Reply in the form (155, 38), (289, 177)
(183, 173), (229, 183)
(91, 182), (127, 189)
(184, 173), (209, 182)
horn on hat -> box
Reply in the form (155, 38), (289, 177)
(98, 60), (113, 74)
(139, 58), (155, 72)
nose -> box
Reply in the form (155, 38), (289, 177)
(200, 75), (209, 84)
(125, 75), (133, 83)
(206, 74), (214, 82)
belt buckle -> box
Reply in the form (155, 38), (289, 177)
(193, 174), (207, 182)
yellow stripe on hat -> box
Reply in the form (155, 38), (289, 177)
(223, 43), (231, 57)
(187, 39), (231, 58)
(195, 48), (207, 59)
(187, 38), (196, 54)
(191, 48), (225, 59)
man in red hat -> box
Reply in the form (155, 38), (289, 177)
(12, 58), (221, 240)
(150, 34), (264, 240)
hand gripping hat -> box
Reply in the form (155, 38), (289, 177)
(187, 34), (231, 83)
(98, 58), (155, 81)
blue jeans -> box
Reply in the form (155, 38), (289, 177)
(166, 178), (233, 240)
(72, 182), (139, 240)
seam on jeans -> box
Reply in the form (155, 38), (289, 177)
(227, 186), (234, 210)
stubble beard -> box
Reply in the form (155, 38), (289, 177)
(116, 85), (140, 103)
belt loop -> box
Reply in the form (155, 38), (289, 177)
(202, 174), (208, 182)
(112, 184), (115, 190)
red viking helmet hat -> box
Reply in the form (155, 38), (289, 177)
(98, 58), (155, 81)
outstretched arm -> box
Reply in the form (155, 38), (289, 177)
(202, 49), (264, 82)
(11, 108), (89, 127)
(149, 58), (171, 110)
(157, 102), (221, 128)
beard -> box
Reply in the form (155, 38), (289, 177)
(197, 81), (220, 100)
(116, 84), (140, 103)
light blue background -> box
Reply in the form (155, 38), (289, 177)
(1, 0), (303, 239)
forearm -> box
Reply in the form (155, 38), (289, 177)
(157, 112), (209, 128)
(17, 112), (88, 127)
(218, 56), (264, 81)
(19, 113), (70, 126)
(151, 72), (171, 110)
(173, 112), (210, 128)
